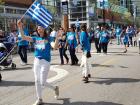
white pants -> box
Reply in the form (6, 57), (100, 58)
(80, 54), (90, 77)
(33, 57), (55, 99)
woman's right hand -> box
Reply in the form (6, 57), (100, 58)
(17, 20), (23, 29)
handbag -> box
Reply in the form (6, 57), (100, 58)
(86, 51), (91, 58)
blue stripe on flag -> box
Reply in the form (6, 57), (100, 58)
(26, 1), (52, 28)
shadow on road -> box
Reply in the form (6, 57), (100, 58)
(43, 98), (123, 105)
(1, 66), (32, 72)
(0, 80), (34, 86)
(91, 64), (114, 68)
(90, 77), (140, 85)
(91, 64), (128, 69)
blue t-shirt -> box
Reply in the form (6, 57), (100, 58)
(123, 34), (129, 43)
(66, 32), (77, 49)
(80, 31), (91, 52)
(18, 28), (29, 46)
(115, 28), (122, 36)
(100, 31), (110, 43)
(32, 36), (51, 62)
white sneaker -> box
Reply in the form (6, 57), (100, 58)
(20, 61), (27, 66)
(54, 86), (59, 99)
(33, 99), (43, 105)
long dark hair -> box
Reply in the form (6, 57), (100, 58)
(36, 26), (48, 38)
(80, 24), (88, 37)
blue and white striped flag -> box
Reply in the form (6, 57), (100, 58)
(26, 1), (53, 28)
(75, 18), (80, 28)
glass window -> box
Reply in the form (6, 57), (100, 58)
(69, 0), (87, 21)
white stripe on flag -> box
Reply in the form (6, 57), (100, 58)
(32, 4), (52, 21)
(29, 8), (50, 25)
(28, 10), (49, 27)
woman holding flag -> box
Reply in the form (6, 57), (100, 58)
(17, 1), (60, 105)
(17, 20), (59, 105)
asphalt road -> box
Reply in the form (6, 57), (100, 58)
(0, 43), (140, 105)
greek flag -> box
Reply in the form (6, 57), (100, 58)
(75, 18), (80, 28)
(26, 1), (52, 28)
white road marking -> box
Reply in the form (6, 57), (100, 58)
(48, 65), (69, 83)
(13, 55), (69, 83)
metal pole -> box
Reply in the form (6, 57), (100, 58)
(103, 0), (105, 25)
(133, 4), (136, 25)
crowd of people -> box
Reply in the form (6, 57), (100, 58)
(0, 22), (140, 105)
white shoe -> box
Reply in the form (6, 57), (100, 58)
(33, 99), (43, 105)
(54, 86), (59, 99)
(20, 61), (27, 66)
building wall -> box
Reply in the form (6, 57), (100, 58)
(0, 0), (33, 32)
(4, 0), (33, 6)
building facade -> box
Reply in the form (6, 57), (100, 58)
(0, 0), (33, 32)
(68, 0), (96, 28)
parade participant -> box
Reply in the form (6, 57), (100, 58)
(123, 28), (129, 53)
(80, 24), (91, 83)
(94, 26), (101, 53)
(127, 26), (135, 47)
(57, 27), (69, 65)
(99, 25), (110, 54)
(17, 22), (29, 65)
(50, 28), (57, 42)
(17, 20), (59, 105)
(115, 26), (122, 45)
(66, 25), (79, 65)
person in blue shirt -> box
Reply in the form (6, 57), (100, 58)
(17, 26), (29, 65)
(123, 27), (129, 53)
(66, 25), (79, 65)
(17, 20), (59, 105)
(80, 24), (91, 83)
(99, 25), (110, 54)
(115, 26), (122, 45)
(127, 25), (135, 47)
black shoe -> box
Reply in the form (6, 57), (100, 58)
(71, 63), (75, 65)
(82, 77), (88, 83)
(84, 77), (89, 83)
(88, 74), (91, 78)
(66, 59), (69, 64)
(123, 49), (127, 53)
(0, 73), (2, 82)
(75, 60), (79, 65)
(60, 62), (64, 65)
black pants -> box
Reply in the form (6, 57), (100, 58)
(69, 47), (78, 65)
(139, 41), (140, 53)
(59, 48), (69, 64)
(18, 45), (28, 63)
(101, 42), (108, 53)
(94, 38), (101, 52)
(128, 37), (133, 47)
(134, 41), (137, 47)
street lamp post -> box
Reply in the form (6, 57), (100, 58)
(102, 0), (106, 25)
